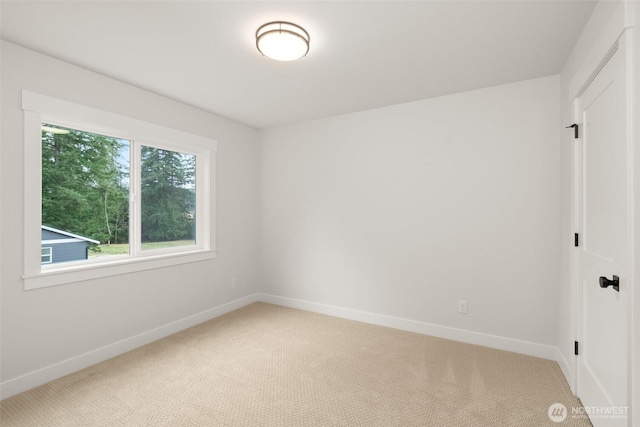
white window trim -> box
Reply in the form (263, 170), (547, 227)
(23, 90), (217, 290)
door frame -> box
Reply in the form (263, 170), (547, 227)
(632, 6), (640, 424)
(570, 28), (636, 425)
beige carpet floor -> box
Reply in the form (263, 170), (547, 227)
(1, 302), (591, 426)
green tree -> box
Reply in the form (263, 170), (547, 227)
(41, 125), (129, 245)
(140, 146), (195, 242)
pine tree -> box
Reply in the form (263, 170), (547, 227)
(140, 146), (195, 242)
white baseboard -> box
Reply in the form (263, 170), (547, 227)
(0, 293), (259, 400)
(2, 292), (568, 400)
(259, 293), (559, 361)
(556, 347), (576, 394)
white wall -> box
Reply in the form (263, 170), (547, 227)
(0, 41), (260, 397)
(259, 75), (562, 354)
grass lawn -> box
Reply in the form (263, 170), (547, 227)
(90, 240), (196, 257)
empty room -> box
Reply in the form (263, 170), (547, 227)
(1, 1), (639, 426)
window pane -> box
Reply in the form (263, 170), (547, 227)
(140, 146), (196, 250)
(41, 123), (130, 263)
(41, 247), (52, 264)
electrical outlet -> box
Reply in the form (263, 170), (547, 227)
(232, 278), (238, 289)
(458, 300), (468, 314)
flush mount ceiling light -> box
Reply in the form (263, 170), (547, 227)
(256, 21), (310, 61)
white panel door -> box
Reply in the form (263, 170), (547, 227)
(576, 44), (629, 427)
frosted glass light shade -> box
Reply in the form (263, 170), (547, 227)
(256, 22), (310, 61)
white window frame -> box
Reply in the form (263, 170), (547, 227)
(23, 91), (217, 290)
(41, 247), (53, 264)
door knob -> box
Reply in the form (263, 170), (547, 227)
(599, 275), (620, 292)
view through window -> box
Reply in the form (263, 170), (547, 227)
(41, 123), (196, 265)
(140, 145), (196, 250)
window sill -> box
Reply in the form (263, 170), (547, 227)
(23, 249), (217, 290)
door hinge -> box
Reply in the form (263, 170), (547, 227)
(574, 233), (579, 247)
(575, 341), (579, 356)
(566, 124), (579, 139)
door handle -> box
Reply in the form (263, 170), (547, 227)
(599, 275), (620, 292)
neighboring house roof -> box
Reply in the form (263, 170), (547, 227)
(41, 225), (100, 245)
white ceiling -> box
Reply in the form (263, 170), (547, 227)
(1, 1), (596, 129)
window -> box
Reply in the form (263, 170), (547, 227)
(140, 146), (197, 251)
(23, 91), (216, 289)
(42, 123), (131, 260)
(41, 247), (53, 264)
